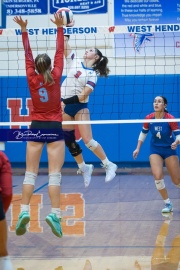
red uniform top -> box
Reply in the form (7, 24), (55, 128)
(22, 27), (64, 122)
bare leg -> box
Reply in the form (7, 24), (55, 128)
(21, 141), (44, 205)
(150, 154), (169, 200)
(0, 219), (8, 257)
(47, 140), (65, 208)
(165, 155), (180, 186)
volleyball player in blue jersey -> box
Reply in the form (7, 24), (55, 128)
(61, 32), (118, 188)
(133, 96), (180, 213)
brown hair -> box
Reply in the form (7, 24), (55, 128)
(35, 53), (54, 84)
(92, 48), (110, 77)
(160, 96), (168, 113)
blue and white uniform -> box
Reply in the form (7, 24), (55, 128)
(61, 51), (97, 117)
(142, 112), (180, 159)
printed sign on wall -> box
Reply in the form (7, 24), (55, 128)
(50, 0), (107, 14)
(114, 0), (180, 57)
(4, 0), (48, 15)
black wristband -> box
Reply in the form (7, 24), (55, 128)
(63, 95), (80, 104)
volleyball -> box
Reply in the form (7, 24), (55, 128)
(56, 7), (73, 26)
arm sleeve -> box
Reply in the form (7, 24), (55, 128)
(52, 27), (64, 79)
(22, 32), (36, 80)
(138, 131), (148, 142)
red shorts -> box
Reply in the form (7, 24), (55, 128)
(0, 152), (12, 213)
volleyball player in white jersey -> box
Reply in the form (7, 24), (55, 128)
(61, 32), (117, 188)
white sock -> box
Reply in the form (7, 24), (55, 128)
(164, 220), (171, 225)
(101, 157), (110, 166)
(164, 198), (171, 204)
(0, 256), (13, 270)
(20, 204), (30, 213)
(51, 208), (61, 219)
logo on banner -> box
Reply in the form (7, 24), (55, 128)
(130, 32), (154, 53)
(7, 98), (82, 141)
(109, 26), (115, 33)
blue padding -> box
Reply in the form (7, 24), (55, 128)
(0, 74), (179, 164)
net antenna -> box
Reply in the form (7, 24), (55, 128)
(0, 24), (180, 127)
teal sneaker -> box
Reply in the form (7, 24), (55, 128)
(161, 202), (173, 213)
(16, 211), (30, 236)
(45, 213), (63, 238)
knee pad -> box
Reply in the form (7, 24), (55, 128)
(64, 130), (82, 157)
(155, 179), (165, 190)
(49, 172), (61, 186)
(85, 139), (98, 151)
(175, 183), (180, 188)
(23, 171), (37, 186)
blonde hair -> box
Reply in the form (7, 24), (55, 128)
(35, 53), (54, 84)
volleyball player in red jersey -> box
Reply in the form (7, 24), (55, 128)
(133, 96), (180, 214)
(0, 151), (13, 270)
(13, 14), (65, 238)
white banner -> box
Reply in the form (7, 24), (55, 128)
(1, 24), (180, 36)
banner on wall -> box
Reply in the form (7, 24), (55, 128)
(0, 1), (6, 27)
(50, 0), (107, 14)
(4, 0), (48, 15)
(3, 0), (107, 16)
(114, 0), (180, 56)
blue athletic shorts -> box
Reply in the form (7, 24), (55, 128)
(150, 145), (178, 160)
(64, 103), (88, 117)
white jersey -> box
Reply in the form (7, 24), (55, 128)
(61, 50), (97, 103)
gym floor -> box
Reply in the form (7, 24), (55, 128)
(7, 167), (180, 270)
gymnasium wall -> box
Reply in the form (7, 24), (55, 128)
(1, 74), (179, 166)
(1, 0), (179, 166)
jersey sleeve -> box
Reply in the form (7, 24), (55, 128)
(52, 27), (64, 80)
(142, 115), (150, 133)
(66, 50), (76, 71)
(166, 113), (180, 135)
(22, 32), (36, 81)
(86, 73), (97, 91)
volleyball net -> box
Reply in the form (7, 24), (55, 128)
(0, 24), (180, 127)
(0, 24), (180, 162)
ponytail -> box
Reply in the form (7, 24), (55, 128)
(160, 96), (168, 113)
(35, 54), (54, 84)
(93, 48), (110, 77)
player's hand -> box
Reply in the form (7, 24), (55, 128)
(171, 141), (178, 150)
(13, 16), (28, 32)
(133, 149), (139, 159)
(50, 12), (63, 27)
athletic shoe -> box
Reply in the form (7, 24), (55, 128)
(45, 213), (63, 238)
(77, 164), (94, 188)
(161, 202), (173, 213)
(102, 162), (118, 182)
(15, 211), (30, 236)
